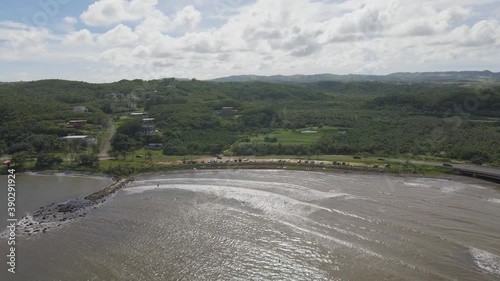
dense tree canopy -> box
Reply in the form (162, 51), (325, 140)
(1, 79), (499, 166)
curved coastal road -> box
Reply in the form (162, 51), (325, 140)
(99, 119), (116, 159)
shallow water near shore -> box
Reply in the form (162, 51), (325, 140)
(1, 170), (500, 280)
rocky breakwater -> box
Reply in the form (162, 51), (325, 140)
(8, 178), (131, 237)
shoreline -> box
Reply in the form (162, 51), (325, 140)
(132, 167), (498, 188)
(24, 170), (113, 180)
(9, 162), (499, 187)
(3, 166), (497, 239)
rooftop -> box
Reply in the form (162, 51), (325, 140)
(62, 135), (89, 139)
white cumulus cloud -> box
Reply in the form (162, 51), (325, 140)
(173, 5), (202, 30)
(63, 29), (94, 45)
(2, 0), (500, 81)
(80, 0), (158, 26)
(97, 24), (138, 46)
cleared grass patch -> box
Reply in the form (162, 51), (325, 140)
(249, 127), (338, 145)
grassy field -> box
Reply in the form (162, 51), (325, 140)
(249, 127), (338, 145)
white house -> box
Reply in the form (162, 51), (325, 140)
(62, 135), (97, 145)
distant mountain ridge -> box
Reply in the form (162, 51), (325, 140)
(209, 71), (500, 83)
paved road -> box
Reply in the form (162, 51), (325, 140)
(298, 155), (447, 167)
(374, 158), (500, 179)
(99, 119), (116, 158)
(376, 157), (444, 167)
(452, 164), (500, 173)
(452, 164), (500, 180)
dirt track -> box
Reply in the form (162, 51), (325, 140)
(99, 119), (116, 158)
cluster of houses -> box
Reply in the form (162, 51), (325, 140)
(69, 106), (90, 127)
(62, 106), (94, 145)
(67, 98), (163, 153)
(68, 105), (90, 128)
(54, 93), (164, 154)
(129, 112), (157, 135)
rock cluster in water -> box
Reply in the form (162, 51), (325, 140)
(13, 178), (130, 237)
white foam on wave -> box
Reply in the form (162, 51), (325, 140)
(126, 183), (336, 219)
(0, 214), (53, 239)
(415, 178), (468, 193)
(125, 179), (375, 226)
(470, 247), (500, 275)
(488, 198), (500, 205)
(404, 178), (475, 194)
(125, 176), (394, 269)
(129, 178), (350, 202)
(403, 182), (431, 188)
(0, 214), (37, 239)
(441, 184), (467, 193)
(329, 208), (372, 222)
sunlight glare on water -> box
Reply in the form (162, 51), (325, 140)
(1, 170), (499, 281)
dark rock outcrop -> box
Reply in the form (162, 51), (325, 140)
(4, 178), (131, 238)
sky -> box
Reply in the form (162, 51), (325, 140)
(0, 0), (499, 82)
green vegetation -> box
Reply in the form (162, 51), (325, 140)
(1, 78), (499, 174)
(251, 127), (336, 145)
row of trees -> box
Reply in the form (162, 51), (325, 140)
(8, 151), (99, 170)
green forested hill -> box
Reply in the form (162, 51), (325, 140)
(0, 79), (499, 167)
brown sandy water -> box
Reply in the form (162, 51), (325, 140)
(1, 170), (499, 280)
